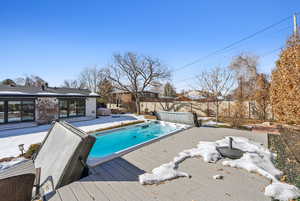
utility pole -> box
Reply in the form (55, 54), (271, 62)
(294, 13), (298, 34)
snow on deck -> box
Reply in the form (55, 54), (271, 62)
(47, 127), (275, 201)
(0, 114), (144, 159)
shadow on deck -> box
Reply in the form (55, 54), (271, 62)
(88, 157), (146, 182)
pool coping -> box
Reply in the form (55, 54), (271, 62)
(87, 120), (192, 167)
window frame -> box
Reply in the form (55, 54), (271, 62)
(0, 99), (36, 124)
(58, 98), (86, 119)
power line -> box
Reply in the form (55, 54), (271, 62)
(175, 46), (283, 87)
(172, 14), (293, 73)
(215, 24), (291, 58)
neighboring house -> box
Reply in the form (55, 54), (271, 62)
(110, 90), (160, 106)
(184, 90), (209, 100)
(0, 85), (99, 125)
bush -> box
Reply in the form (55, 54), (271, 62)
(270, 34), (300, 124)
(229, 101), (246, 128)
(23, 143), (41, 159)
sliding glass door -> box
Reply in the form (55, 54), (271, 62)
(0, 101), (4, 123)
(59, 100), (68, 118)
(22, 101), (35, 121)
(8, 101), (22, 122)
(59, 99), (86, 118)
(0, 99), (35, 124)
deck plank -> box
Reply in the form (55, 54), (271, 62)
(68, 182), (95, 201)
(43, 192), (62, 201)
(79, 176), (111, 201)
(103, 159), (162, 201)
(87, 173), (127, 201)
(57, 185), (78, 201)
(112, 158), (174, 201)
(94, 164), (142, 201)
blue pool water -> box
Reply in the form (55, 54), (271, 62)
(88, 121), (180, 159)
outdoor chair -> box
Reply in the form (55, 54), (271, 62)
(0, 160), (40, 201)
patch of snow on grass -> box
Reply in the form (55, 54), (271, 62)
(264, 182), (300, 201)
(0, 157), (26, 171)
(139, 162), (190, 185)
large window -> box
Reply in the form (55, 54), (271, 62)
(59, 100), (68, 118)
(0, 101), (4, 123)
(0, 100), (35, 124)
(22, 101), (35, 121)
(8, 101), (21, 122)
(59, 99), (85, 118)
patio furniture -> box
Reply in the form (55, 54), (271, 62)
(33, 120), (96, 195)
(216, 137), (244, 159)
(0, 160), (38, 201)
(97, 107), (111, 116)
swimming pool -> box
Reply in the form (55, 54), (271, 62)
(87, 121), (189, 166)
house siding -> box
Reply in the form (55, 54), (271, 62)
(35, 97), (59, 124)
(85, 97), (97, 117)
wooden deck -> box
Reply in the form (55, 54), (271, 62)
(47, 127), (271, 201)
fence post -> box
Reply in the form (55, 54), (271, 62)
(228, 101), (231, 117)
(207, 101), (209, 116)
(248, 101), (251, 119)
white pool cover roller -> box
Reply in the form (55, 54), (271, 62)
(34, 121), (96, 195)
(156, 111), (200, 127)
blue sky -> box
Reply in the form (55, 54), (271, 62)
(0, 0), (298, 90)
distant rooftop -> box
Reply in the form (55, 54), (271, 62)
(111, 89), (159, 94)
(0, 85), (99, 97)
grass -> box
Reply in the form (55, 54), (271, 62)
(23, 143), (41, 159)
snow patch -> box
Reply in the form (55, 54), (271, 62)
(0, 91), (28, 94)
(139, 162), (190, 185)
(222, 152), (282, 181)
(0, 157), (26, 171)
(139, 136), (299, 201)
(265, 182), (300, 201)
(202, 121), (229, 126)
(89, 92), (99, 96)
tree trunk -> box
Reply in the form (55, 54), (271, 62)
(135, 96), (141, 114)
(216, 102), (219, 122)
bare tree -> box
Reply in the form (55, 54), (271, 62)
(163, 82), (177, 97)
(197, 66), (234, 122)
(61, 79), (85, 89)
(79, 66), (107, 92)
(15, 75), (47, 87)
(98, 78), (114, 104)
(1, 79), (16, 86)
(229, 53), (259, 100)
(108, 52), (170, 114)
(252, 73), (270, 120)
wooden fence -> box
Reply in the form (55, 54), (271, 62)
(108, 100), (274, 120)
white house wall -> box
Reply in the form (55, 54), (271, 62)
(85, 97), (97, 117)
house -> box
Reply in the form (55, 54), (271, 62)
(108, 90), (160, 112)
(110, 90), (159, 105)
(0, 85), (99, 125)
